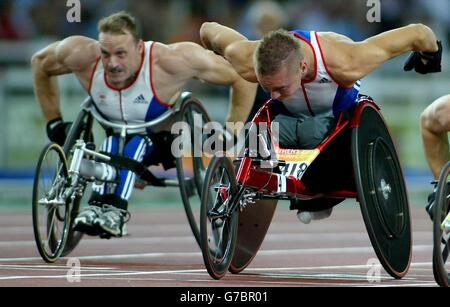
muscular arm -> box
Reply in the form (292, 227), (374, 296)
(200, 22), (260, 83)
(31, 36), (98, 122)
(162, 42), (257, 124)
(323, 24), (439, 86)
(420, 95), (450, 179)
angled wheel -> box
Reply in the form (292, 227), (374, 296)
(60, 109), (95, 256)
(352, 104), (411, 279)
(32, 143), (71, 262)
(200, 155), (238, 279)
(433, 161), (450, 287)
(175, 97), (212, 247)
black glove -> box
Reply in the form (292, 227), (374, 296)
(46, 117), (72, 146)
(404, 40), (443, 74)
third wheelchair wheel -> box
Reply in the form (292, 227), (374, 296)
(352, 104), (411, 279)
(200, 155), (238, 279)
(175, 97), (212, 247)
(432, 161), (450, 287)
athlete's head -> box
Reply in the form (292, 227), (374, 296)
(98, 11), (144, 88)
(254, 29), (307, 100)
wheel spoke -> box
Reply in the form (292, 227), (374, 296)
(46, 206), (57, 244)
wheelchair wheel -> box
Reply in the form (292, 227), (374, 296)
(352, 104), (411, 279)
(175, 97), (211, 247)
(200, 155), (238, 279)
(60, 110), (94, 256)
(32, 143), (71, 263)
(432, 161), (450, 287)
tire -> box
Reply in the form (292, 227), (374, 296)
(352, 104), (412, 279)
(432, 161), (450, 287)
(60, 110), (94, 256)
(200, 155), (238, 279)
(32, 143), (71, 263)
(175, 97), (212, 247)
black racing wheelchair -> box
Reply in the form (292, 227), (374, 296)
(32, 92), (210, 262)
(199, 96), (412, 280)
(432, 160), (450, 287)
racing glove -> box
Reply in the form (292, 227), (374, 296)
(46, 117), (72, 146)
(404, 40), (443, 74)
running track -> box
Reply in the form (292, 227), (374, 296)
(0, 203), (438, 287)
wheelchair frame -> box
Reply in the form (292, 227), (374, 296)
(32, 92), (210, 262)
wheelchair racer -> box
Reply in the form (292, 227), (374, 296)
(31, 11), (256, 238)
(199, 22), (442, 223)
(420, 95), (450, 219)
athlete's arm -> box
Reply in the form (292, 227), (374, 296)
(31, 36), (98, 122)
(320, 24), (439, 86)
(200, 22), (260, 83)
(163, 42), (257, 124)
(420, 95), (450, 179)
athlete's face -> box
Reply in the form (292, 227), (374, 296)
(257, 60), (307, 101)
(99, 31), (143, 87)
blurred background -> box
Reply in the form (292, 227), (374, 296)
(0, 0), (449, 207)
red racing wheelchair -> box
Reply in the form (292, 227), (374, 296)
(199, 96), (412, 280)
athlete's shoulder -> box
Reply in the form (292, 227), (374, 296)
(56, 36), (100, 72)
(315, 31), (355, 44)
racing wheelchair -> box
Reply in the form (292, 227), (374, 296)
(32, 92), (210, 263)
(432, 160), (450, 287)
(200, 96), (412, 280)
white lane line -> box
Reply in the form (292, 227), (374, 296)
(0, 231), (435, 248)
(367, 283), (436, 288)
(0, 264), (118, 269)
(0, 264), (131, 274)
(0, 276), (435, 287)
(0, 236), (199, 248)
(0, 261), (433, 273)
(245, 262), (432, 271)
(0, 263), (436, 286)
(0, 269), (207, 281)
(0, 245), (434, 263)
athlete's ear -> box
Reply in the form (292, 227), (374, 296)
(137, 40), (144, 53)
(300, 59), (307, 76)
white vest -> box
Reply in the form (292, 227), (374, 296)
(89, 41), (172, 124)
(282, 31), (361, 119)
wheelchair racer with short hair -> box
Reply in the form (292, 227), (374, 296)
(31, 11), (256, 238)
(199, 22), (442, 223)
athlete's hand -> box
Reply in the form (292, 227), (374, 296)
(404, 40), (442, 74)
(46, 117), (72, 146)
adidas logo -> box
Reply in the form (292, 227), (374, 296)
(319, 77), (332, 84)
(133, 94), (148, 104)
